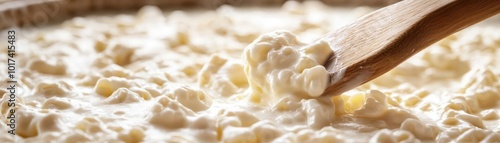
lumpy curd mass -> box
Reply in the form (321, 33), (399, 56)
(1, 1), (500, 143)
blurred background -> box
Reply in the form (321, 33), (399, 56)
(0, 0), (404, 29)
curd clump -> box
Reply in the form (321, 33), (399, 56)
(1, 1), (499, 142)
(243, 31), (332, 103)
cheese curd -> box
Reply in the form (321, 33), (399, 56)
(1, 1), (500, 143)
(243, 30), (332, 102)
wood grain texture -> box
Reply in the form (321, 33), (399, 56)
(322, 0), (500, 96)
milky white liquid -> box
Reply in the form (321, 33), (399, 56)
(1, 1), (499, 143)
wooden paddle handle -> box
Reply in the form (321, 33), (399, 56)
(392, 0), (500, 53)
(323, 0), (500, 96)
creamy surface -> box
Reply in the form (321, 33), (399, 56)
(1, 1), (500, 143)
